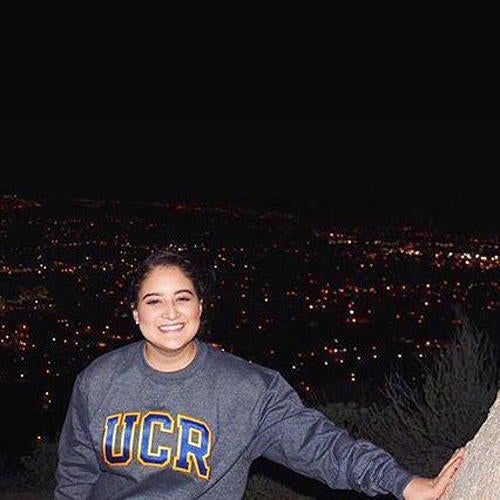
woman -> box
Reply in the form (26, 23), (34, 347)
(55, 249), (464, 499)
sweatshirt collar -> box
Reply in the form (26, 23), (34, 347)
(138, 338), (207, 382)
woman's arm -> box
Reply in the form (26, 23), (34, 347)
(248, 372), (416, 498)
(54, 373), (100, 499)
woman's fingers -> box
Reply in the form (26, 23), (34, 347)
(439, 447), (465, 476)
(433, 447), (465, 494)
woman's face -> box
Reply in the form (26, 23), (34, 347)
(132, 265), (202, 355)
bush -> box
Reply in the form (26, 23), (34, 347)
(357, 311), (499, 476)
(18, 438), (57, 492)
(316, 400), (369, 436)
(244, 473), (314, 499)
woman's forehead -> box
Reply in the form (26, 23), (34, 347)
(141, 265), (194, 290)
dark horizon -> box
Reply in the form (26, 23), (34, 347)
(1, 182), (498, 233)
(2, 111), (498, 233)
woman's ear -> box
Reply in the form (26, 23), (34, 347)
(198, 299), (203, 318)
(132, 309), (139, 325)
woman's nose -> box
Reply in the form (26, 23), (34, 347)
(161, 302), (179, 318)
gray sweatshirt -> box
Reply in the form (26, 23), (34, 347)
(54, 339), (414, 499)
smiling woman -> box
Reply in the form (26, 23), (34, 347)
(54, 248), (464, 500)
(131, 265), (203, 372)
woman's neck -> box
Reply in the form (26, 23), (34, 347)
(143, 341), (197, 372)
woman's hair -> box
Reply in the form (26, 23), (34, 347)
(128, 248), (215, 336)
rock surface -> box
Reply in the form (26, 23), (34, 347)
(442, 390), (500, 499)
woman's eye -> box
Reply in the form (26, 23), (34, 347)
(146, 299), (160, 305)
(177, 296), (190, 302)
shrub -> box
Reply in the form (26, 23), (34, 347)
(244, 473), (314, 499)
(358, 311), (499, 476)
(19, 438), (57, 492)
(316, 400), (369, 436)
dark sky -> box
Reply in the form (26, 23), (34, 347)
(1, 112), (498, 231)
(2, 112), (496, 175)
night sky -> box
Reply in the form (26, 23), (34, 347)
(2, 112), (498, 232)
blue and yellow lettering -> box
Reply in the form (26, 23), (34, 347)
(138, 412), (174, 466)
(102, 410), (212, 479)
(103, 412), (140, 465)
(174, 414), (211, 479)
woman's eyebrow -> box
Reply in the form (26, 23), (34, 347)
(141, 290), (195, 300)
(141, 292), (162, 300)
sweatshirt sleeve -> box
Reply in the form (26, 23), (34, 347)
(248, 372), (415, 499)
(54, 372), (100, 499)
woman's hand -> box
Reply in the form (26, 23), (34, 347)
(402, 447), (465, 499)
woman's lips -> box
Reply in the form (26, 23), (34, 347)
(158, 323), (184, 332)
